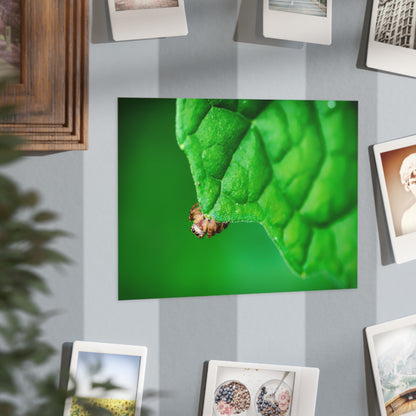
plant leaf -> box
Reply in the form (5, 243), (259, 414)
(176, 99), (357, 288)
(25, 247), (71, 266)
(91, 379), (122, 391)
(0, 400), (16, 416)
(9, 269), (51, 295)
(32, 210), (57, 223)
(9, 292), (41, 315)
(0, 365), (17, 394)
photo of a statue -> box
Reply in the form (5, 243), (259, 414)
(399, 153), (416, 235)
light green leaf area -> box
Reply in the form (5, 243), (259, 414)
(176, 99), (357, 288)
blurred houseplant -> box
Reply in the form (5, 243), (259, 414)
(0, 86), (156, 416)
(0, 90), (71, 415)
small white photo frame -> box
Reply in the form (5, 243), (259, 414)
(63, 341), (147, 416)
(367, 0), (416, 78)
(202, 360), (319, 416)
(373, 134), (416, 264)
(366, 315), (416, 416)
(262, 0), (331, 45)
(108, 0), (188, 41)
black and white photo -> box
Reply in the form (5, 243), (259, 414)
(367, 0), (416, 77)
(374, 0), (416, 50)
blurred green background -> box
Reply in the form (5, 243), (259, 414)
(118, 98), (343, 300)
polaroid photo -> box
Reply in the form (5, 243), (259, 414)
(108, 0), (188, 41)
(367, 0), (416, 78)
(262, 0), (332, 45)
(201, 360), (319, 416)
(374, 134), (416, 264)
(366, 314), (416, 416)
(234, 0), (303, 48)
(63, 340), (147, 416)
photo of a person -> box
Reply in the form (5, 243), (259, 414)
(115, 0), (179, 11)
(380, 145), (416, 237)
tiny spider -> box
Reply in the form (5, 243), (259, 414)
(188, 202), (229, 239)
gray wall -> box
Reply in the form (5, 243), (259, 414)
(4, 153), (84, 373)
(5, 0), (416, 415)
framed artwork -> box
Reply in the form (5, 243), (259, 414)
(373, 134), (416, 264)
(63, 341), (147, 416)
(0, 0), (89, 151)
(263, 0), (332, 45)
(118, 98), (358, 299)
(0, 0), (21, 81)
(108, 0), (188, 41)
(367, 0), (416, 78)
(366, 315), (416, 416)
(201, 360), (319, 416)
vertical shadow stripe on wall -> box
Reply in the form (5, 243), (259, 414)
(159, 1), (239, 415)
(305, 1), (378, 415)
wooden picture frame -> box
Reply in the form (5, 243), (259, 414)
(0, 0), (89, 151)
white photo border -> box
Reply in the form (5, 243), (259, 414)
(63, 340), (148, 416)
(373, 134), (416, 264)
(262, 0), (332, 45)
(202, 360), (319, 416)
(108, 0), (188, 41)
(367, 0), (416, 78)
(366, 314), (416, 416)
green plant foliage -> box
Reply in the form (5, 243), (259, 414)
(0, 95), (156, 416)
(0, 127), (73, 415)
(176, 99), (357, 288)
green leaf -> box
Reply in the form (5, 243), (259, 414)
(0, 134), (24, 146)
(27, 342), (55, 364)
(0, 400), (16, 416)
(0, 366), (17, 394)
(91, 379), (122, 391)
(0, 148), (20, 165)
(32, 210), (58, 223)
(20, 190), (39, 207)
(25, 247), (71, 266)
(0, 175), (20, 220)
(26, 373), (67, 416)
(0, 311), (22, 344)
(9, 269), (51, 295)
(176, 99), (357, 288)
(0, 105), (17, 120)
(9, 292), (41, 315)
